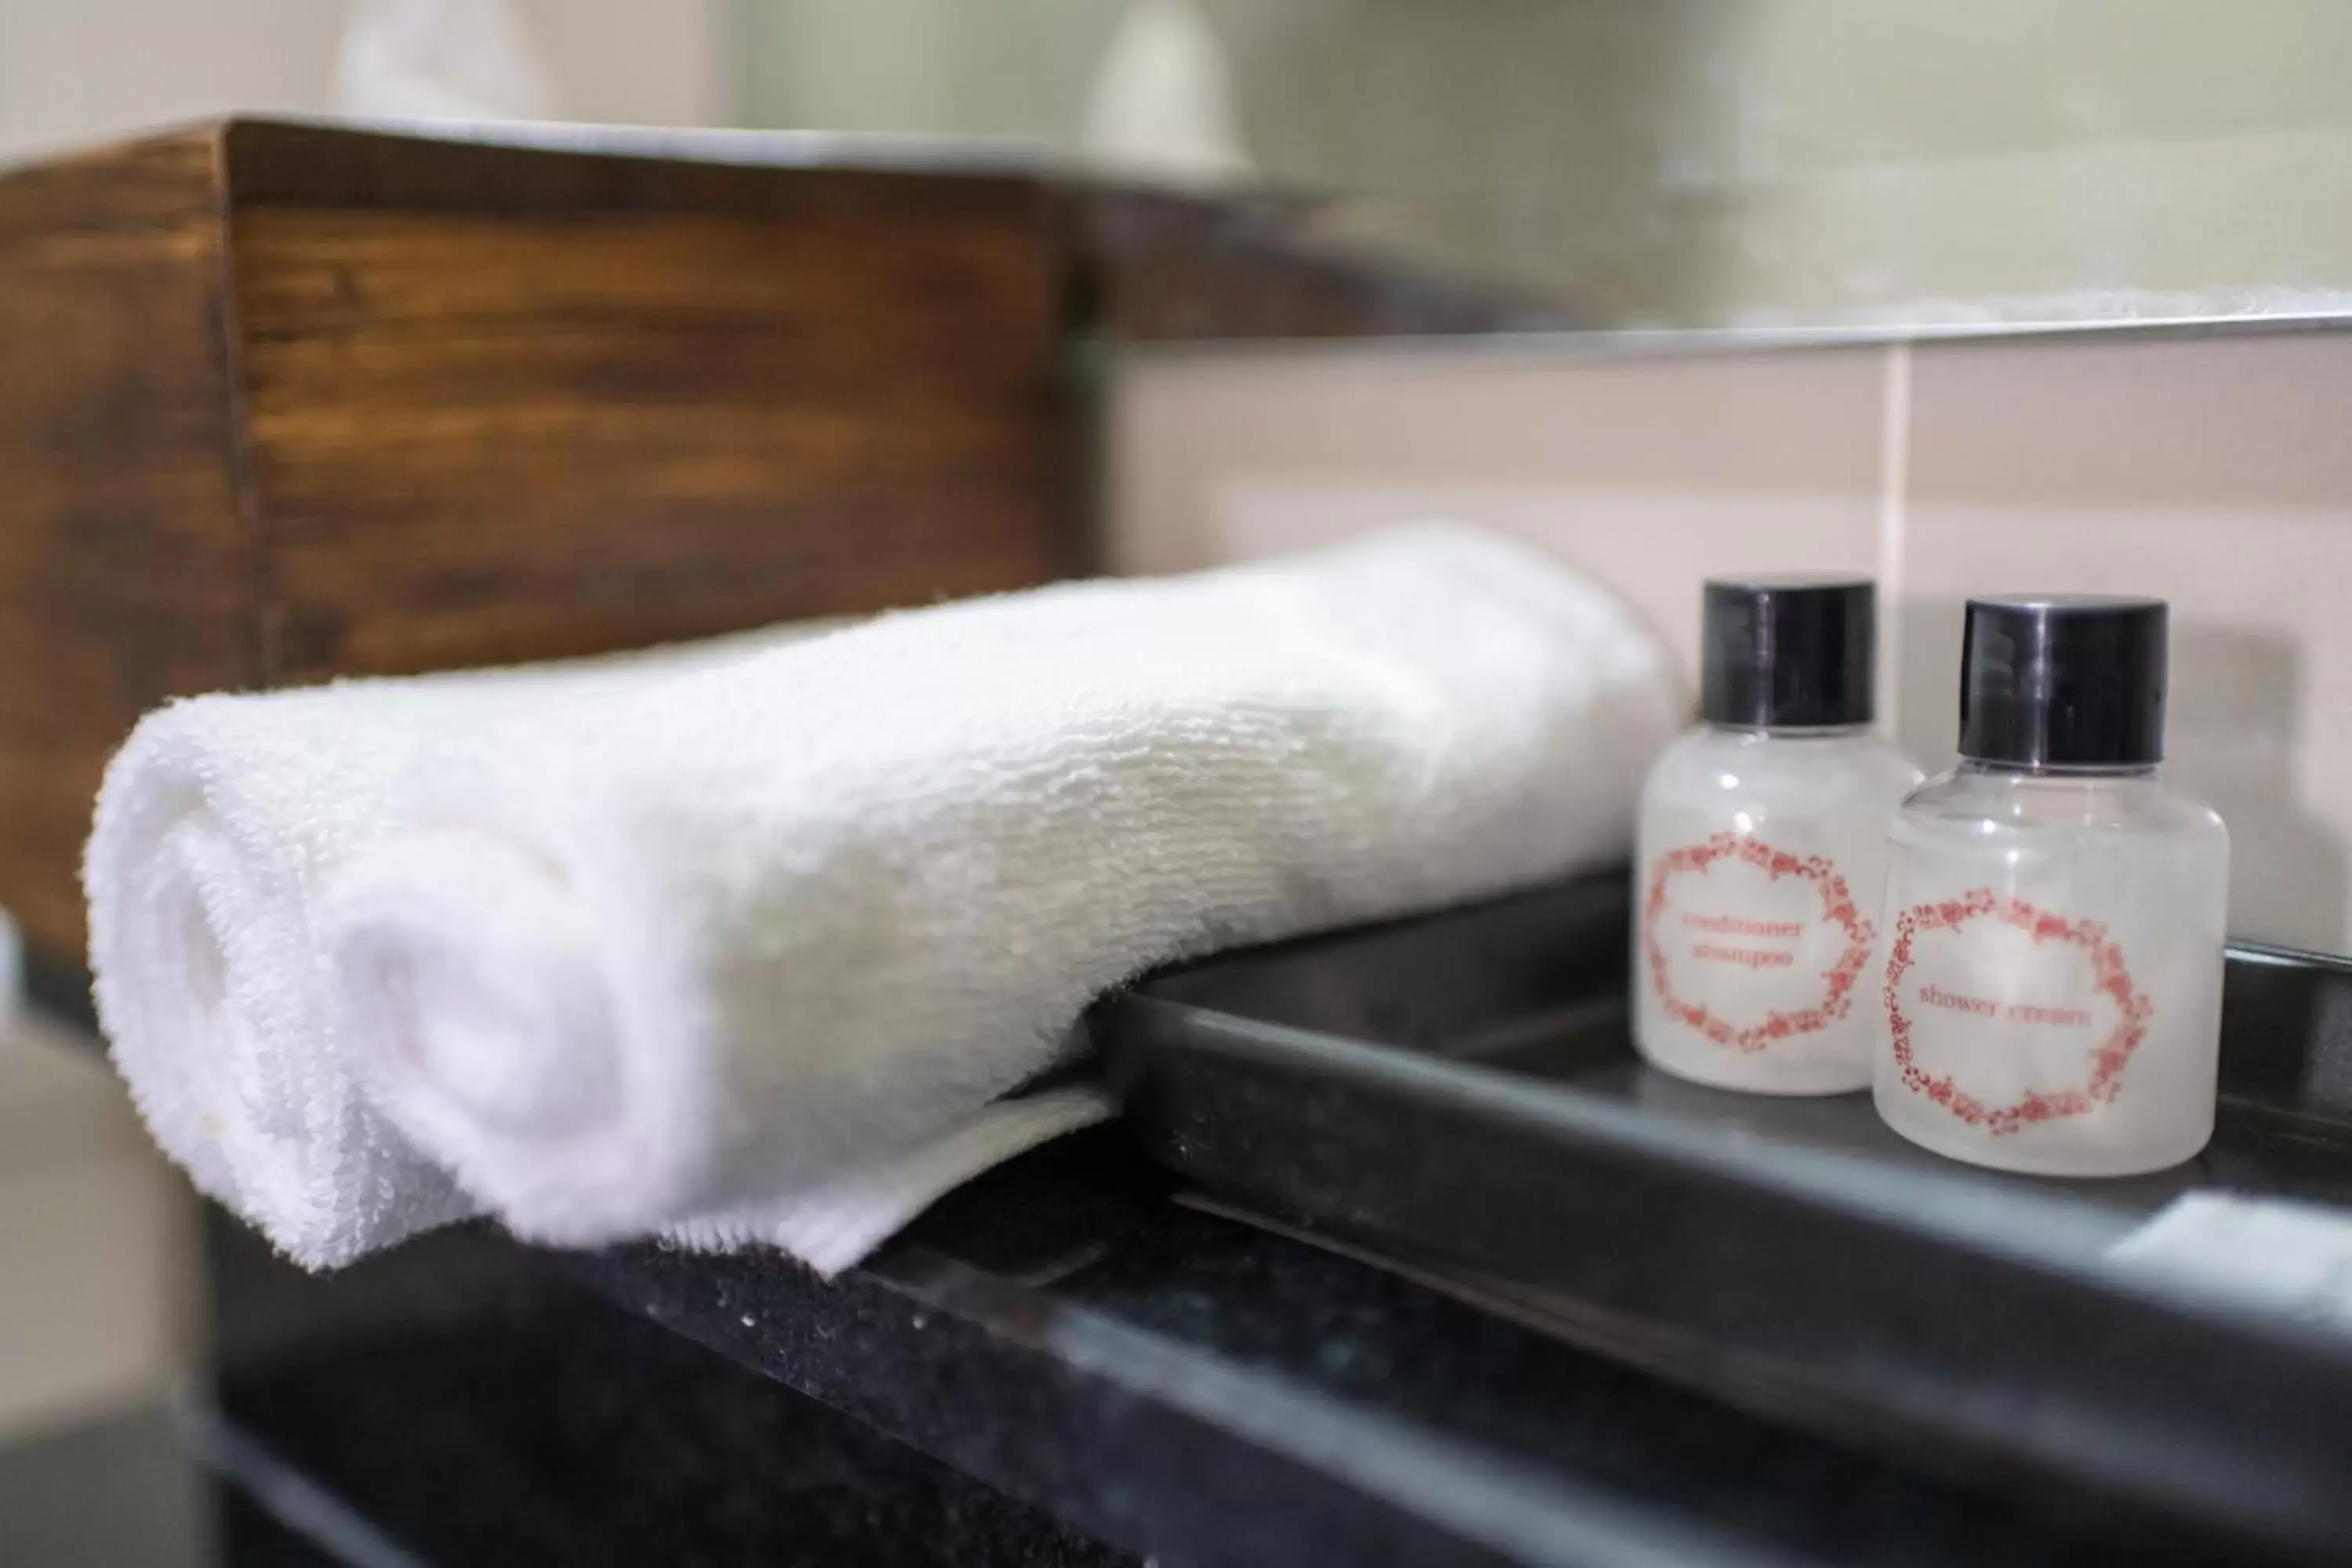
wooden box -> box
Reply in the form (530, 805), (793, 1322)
(0, 120), (1076, 956)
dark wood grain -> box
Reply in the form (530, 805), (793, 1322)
(0, 129), (252, 954)
(1069, 184), (1579, 342)
(225, 154), (1071, 680)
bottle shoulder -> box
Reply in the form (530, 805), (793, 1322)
(1642, 726), (1922, 819)
(1895, 766), (2228, 843)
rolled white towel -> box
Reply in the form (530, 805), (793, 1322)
(88, 678), (482, 1265)
(85, 633), (807, 1265)
(89, 528), (1684, 1272)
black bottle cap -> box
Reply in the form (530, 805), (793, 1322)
(1958, 595), (2167, 768)
(1700, 576), (1875, 729)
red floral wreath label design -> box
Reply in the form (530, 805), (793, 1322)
(1882, 890), (2153, 1134)
(1641, 832), (1874, 1054)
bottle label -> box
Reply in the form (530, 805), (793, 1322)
(1882, 890), (2153, 1133)
(1641, 832), (1874, 1052)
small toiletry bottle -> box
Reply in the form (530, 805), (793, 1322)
(1635, 579), (1919, 1094)
(1873, 597), (2228, 1176)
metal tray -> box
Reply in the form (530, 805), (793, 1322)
(1096, 870), (2352, 1563)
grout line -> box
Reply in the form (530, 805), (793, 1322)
(1875, 343), (1912, 734)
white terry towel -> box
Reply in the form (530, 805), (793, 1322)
(86, 528), (1684, 1272)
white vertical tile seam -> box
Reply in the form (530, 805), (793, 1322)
(1875, 343), (1913, 735)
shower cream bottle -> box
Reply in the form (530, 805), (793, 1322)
(1873, 596), (2229, 1175)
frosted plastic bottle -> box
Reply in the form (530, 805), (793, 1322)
(1635, 579), (1920, 1094)
(1873, 596), (2229, 1176)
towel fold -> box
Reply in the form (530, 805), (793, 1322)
(86, 528), (1682, 1272)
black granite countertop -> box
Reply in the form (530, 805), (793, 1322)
(191, 1124), (2169, 1568)
(15, 943), (2257, 1566)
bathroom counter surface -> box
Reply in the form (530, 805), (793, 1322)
(198, 1127), (2143, 1567)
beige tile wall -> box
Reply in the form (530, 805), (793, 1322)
(1112, 348), (1889, 699)
(1901, 334), (2352, 953)
(1108, 327), (2352, 954)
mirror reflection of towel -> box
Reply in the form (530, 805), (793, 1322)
(1081, 0), (1253, 186)
(2108, 1192), (2352, 1331)
(336, 0), (562, 123)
